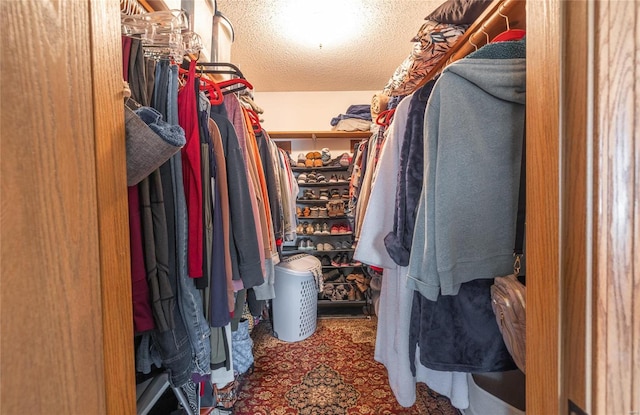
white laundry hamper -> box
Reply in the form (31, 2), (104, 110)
(271, 254), (322, 342)
(463, 370), (526, 415)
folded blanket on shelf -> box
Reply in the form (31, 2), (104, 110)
(330, 104), (372, 126)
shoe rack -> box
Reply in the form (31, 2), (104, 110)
(284, 153), (371, 315)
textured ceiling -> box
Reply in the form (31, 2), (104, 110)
(215, 0), (444, 92)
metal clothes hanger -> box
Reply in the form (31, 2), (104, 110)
(193, 62), (245, 78)
(189, 62), (253, 94)
(492, 2), (526, 43)
(469, 32), (479, 52)
(481, 24), (491, 45)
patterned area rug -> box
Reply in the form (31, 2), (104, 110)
(234, 318), (461, 415)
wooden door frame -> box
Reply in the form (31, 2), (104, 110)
(90, 0), (137, 413)
(528, 1), (639, 414)
(526, 0), (562, 412)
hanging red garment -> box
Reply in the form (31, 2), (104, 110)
(178, 59), (203, 278)
(491, 29), (526, 43)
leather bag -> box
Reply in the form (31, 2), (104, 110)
(491, 271), (526, 373)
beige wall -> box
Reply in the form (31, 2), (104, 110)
(256, 90), (378, 131)
(256, 90), (378, 155)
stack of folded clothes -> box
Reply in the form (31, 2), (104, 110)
(330, 104), (373, 131)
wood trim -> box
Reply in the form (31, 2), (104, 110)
(0, 1), (106, 413)
(91, 0), (137, 414)
(593, 1), (639, 413)
(562, 0), (590, 410)
(526, 0), (562, 413)
(267, 131), (372, 139)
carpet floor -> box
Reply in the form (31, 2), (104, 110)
(233, 317), (461, 415)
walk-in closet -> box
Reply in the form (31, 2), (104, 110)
(1, 0), (638, 414)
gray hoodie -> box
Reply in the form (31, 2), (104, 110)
(407, 39), (526, 300)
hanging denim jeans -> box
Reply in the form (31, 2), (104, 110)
(166, 61), (212, 378)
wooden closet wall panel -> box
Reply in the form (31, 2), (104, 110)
(562, 0), (589, 410)
(526, 0), (562, 413)
(593, 1), (639, 413)
(0, 1), (106, 414)
(90, 0), (136, 413)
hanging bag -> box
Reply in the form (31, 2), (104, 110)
(124, 101), (186, 186)
(491, 259), (526, 373)
(231, 318), (254, 376)
(491, 127), (526, 374)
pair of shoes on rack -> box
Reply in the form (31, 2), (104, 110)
(330, 223), (351, 234)
(303, 189), (318, 200)
(297, 221), (315, 235)
(297, 153), (306, 167)
(299, 207), (311, 217)
(338, 152), (351, 167)
(328, 174), (351, 183)
(321, 148), (332, 165)
(317, 242), (335, 251)
(326, 283), (349, 301)
(323, 268), (341, 281)
(298, 206), (321, 218)
(347, 273), (371, 292)
(326, 200), (345, 217)
(298, 239), (314, 250)
(299, 172), (326, 183)
(317, 222), (330, 235)
(326, 152), (352, 167)
(303, 151), (324, 168)
(331, 253), (350, 267)
(331, 253), (360, 267)
(333, 240), (351, 249)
